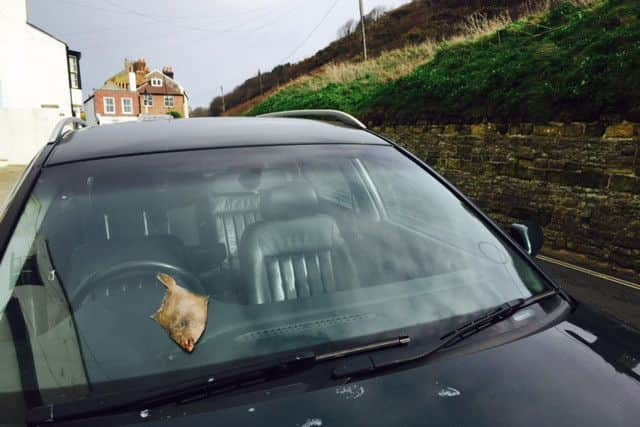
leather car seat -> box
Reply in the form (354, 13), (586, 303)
(210, 169), (290, 270)
(239, 182), (359, 304)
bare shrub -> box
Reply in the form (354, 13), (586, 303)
(461, 11), (513, 38)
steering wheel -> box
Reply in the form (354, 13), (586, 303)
(70, 260), (205, 310)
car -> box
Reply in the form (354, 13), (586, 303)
(1, 111), (639, 426)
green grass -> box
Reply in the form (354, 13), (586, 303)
(249, 0), (640, 124)
(248, 41), (440, 116)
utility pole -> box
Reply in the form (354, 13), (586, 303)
(358, 0), (368, 61)
(220, 85), (226, 113)
(258, 69), (263, 96)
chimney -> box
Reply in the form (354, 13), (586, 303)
(128, 71), (137, 92)
(130, 58), (148, 73)
(162, 66), (174, 79)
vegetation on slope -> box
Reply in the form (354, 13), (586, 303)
(249, 0), (640, 124)
(211, 0), (540, 115)
(248, 40), (441, 115)
(248, 7), (523, 116)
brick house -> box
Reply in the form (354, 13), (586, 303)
(138, 68), (189, 117)
(84, 59), (189, 125)
(85, 87), (141, 125)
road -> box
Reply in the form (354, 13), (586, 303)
(0, 165), (637, 329)
(0, 165), (24, 204)
(537, 257), (640, 331)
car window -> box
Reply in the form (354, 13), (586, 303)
(302, 160), (357, 211)
(0, 144), (549, 413)
(369, 163), (439, 226)
(365, 156), (475, 241)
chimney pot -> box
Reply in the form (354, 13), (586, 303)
(162, 66), (174, 79)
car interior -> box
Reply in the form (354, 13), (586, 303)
(41, 157), (459, 309)
(4, 149), (513, 387)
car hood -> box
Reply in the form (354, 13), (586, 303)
(67, 304), (640, 427)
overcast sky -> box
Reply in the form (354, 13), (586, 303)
(27, 0), (411, 108)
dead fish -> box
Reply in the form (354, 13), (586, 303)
(152, 273), (208, 352)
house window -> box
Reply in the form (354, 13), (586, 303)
(104, 97), (115, 114)
(151, 78), (163, 87)
(122, 98), (133, 114)
(68, 55), (80, 89)
(142, 94), (153, 107)
(164, 96), (174, 108)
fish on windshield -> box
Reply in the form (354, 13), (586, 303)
(152, 273), (208, 352)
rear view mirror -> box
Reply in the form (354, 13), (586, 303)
(509, 222), (544, 256)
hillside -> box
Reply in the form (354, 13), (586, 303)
(248, 0), (640, 124)
(211, 0), (540, 115)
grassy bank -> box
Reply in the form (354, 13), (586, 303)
(249, 0), (640, 124)
(249, 41), (440, 115)
(248, 9), (515, 116)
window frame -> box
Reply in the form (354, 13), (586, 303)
(164, 96), (174, 108)
(150, 78), (163, 87)
(121, 97), (133, 115)
(103, 97), (116, 115)
(68, 55), (80, 89)
(142, 94), (153, 107)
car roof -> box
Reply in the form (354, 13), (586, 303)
(45, 117), (389, 166)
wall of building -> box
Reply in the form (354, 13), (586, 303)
(71, 88), (83, 117)
(139, 94), (185, 117)
(92, 89), (140, 124)
(373, 122), (640, 279)
(84, 96), (97, 126)
(0, 109), (61, 164)
(182, 96), (190, 118)
(0, 0), (73, 164)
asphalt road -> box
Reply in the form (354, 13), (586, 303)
(537, 258), (640, 331)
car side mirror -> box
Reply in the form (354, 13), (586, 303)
(509, 222), (544, 256)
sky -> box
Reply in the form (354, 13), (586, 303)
(27, 0), (411, 109)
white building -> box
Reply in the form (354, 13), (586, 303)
(0, 0), (82, 164)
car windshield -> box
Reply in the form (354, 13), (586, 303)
(0, 143), (548, 409)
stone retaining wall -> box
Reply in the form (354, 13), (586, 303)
(373, 122), (640, 279)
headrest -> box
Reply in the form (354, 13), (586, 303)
(261, 182), (318, 220)
(209, 169), (292, 194)
(238, 169), (261, 191)
(209, 172), (250, 194)
(260, 169), (292, 190)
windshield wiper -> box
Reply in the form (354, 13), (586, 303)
(333, 288), (562, 378)
(27, 336), (410, 424)
(28, 290), (560, 423)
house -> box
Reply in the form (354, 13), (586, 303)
(138, 67), (189, 118)
(84, 59), (189, 126)
(0, 0), (83, 164)
(83, 60), (142, 126)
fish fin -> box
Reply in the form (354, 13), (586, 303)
(156, 272), (177, 289)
